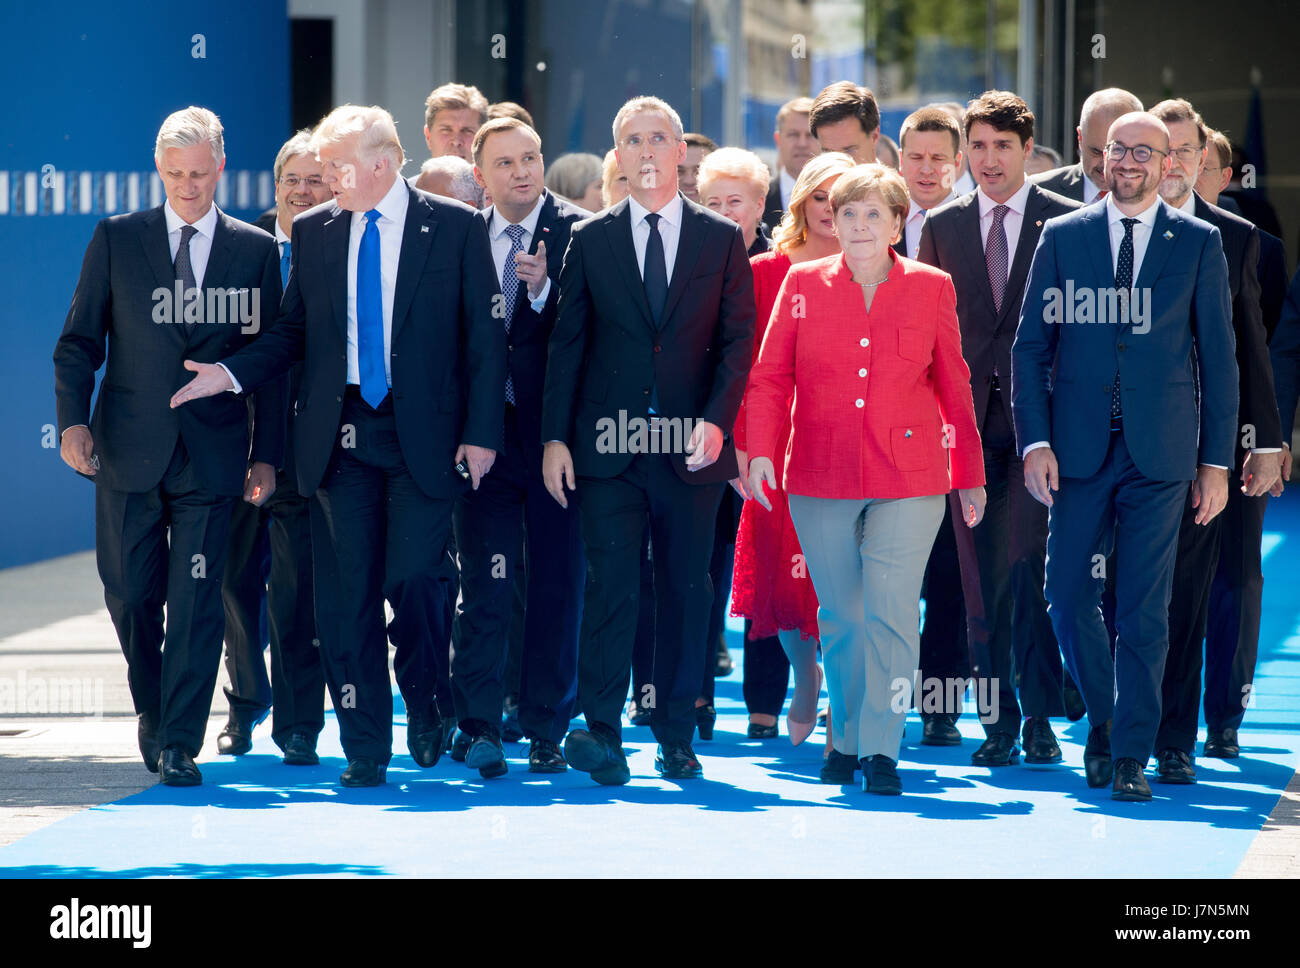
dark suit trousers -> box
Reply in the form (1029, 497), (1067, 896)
(953, 389), (1064, 733)
(452, 405), (584, 743)
(96, 439), (234, 757)
(1044, 431), (1188, 764)
(919, 496), (970, 717)
(699, 490), (741, 702)
(312, 391), (453, 763)
(578, 451), (725, 745)
(742, 620), (791, 717)
(630, 524), (655, 707)
(220, 469), (325, 749)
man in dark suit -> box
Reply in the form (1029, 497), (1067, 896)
(919, 91), (1082, 766)
(54, 107), (285, 786)
(171, 104), (505, 787)
(541, 96), (755, 783)
(1148, 101), (1283, 782)
(1032, 88), (1143, 204)
(762, 97), (816, 231)
(1012, 111), (1237, 800)
(1271, 266), (1300, 479)
(217, 130), (331, 765)
(447, 117), (588, 778)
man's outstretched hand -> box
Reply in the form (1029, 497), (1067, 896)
(170, 360), (234, 408)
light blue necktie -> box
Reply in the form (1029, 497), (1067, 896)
(357, 209), (387, 407)
(279, 239), (291, 289)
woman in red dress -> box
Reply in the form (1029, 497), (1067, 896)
(731, 152), (857, 745)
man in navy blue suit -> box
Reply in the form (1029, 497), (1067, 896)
(1012, 111), (1238, 801)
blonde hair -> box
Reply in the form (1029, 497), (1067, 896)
(310, 104), (405, 170)
(830, 163), (909, 238)
(600, 148), (628, 208)
(772, 151), (855, 254)
(696, 147), (770, 204)
(155, 106), (225, 166)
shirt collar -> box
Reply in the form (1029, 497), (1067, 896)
(1105, 192), (1162, 228)
(1083, 174), (1103, 204)
(351, 174), (409, 229)
(489, 191), (547, 240)
(274, 221), (290, 245)
(1175, 192), (1197, 216)
(164, 200), (218, 239)
(779, 168), (795, 200)
(628, 192), (683, 231)
(976, 178), (1030, 218)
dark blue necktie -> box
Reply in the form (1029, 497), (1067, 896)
(1111, 217), (1138, 422)
(280, 239), (291, 289)
(501, 224), (525, 404)
(174, 224), (198, 333)
(357, 209), (387, 407)
(642, 212), (668, 327)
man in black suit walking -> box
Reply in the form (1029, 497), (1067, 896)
(54, 107), (284, 786)
(762, 97), (816, 231)
(172, 104), (505, 787)
(919, 91), (1082, 765)
(1032, 88), (1143, 204)
(542, 95), (755, 783)
(1148, 100), (1283, 782)
(217, 130), (332, 765)
(448, 117), (589, 779)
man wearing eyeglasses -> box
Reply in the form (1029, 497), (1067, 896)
(1012, 111), (1237, 801)
(216, 130), (332, 765)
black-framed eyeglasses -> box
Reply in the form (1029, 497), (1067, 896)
(1105, 142), (1168, 164)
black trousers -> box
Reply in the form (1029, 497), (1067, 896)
(699, 490), (741, 703)
(919, 496), (970, 717)
(577, 451), (725, 745)
(452, 405), (584, 743)
(742, 620), (790, 717)
(312, 390), (454, 763)
(953, 389), (1064, 733)
(220, 468), (325, 749)
(96, 439), (234, 757)
(630, 524), (655, 709)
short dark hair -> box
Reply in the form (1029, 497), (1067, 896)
(488, 101), (535, 128)
(1149, 98), (1207, 148)
(899, 106), (962, 156)
(471, 116), (541, 168)
(963, 90), (1034, 145)
(683, 132), (718, 153)
(809, 81), (880, 139)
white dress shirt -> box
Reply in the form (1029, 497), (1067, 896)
(164, 200), (218, 289)
(1084, 174), (1104, 205)
(275, 220), (289, 256)
(344, 174), (408, 387)
(977, 179), (1031, 269)
(904, 191), (956, 260)
(628, 193), (683, 284)
(954, 170), (976, 196)
(486, 194), (551, 312)
(779, 168), (796, 211)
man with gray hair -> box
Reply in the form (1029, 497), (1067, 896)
(414, 155), (483, 208)
(54, 106), (284, 786)
(1033, 87), (1144, 203)
(171, 103), (505, 788)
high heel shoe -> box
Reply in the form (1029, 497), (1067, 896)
(786, 664), (824, 747)
(695, 703), (716, 741)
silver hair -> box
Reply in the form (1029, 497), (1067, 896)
(418, 155), (483, 207)
(273, 129), (316, 182)
(611, 96), (684, 146)
(155, 106), (225, 166)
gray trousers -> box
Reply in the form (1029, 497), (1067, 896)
(788, 492), (945, 760)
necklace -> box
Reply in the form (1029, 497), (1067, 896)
(856, 274), (889, 288)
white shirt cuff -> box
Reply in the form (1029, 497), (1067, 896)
(1250, 448), (1282, 454)
(217, 362), (243, 394)
(1022, 441), (1051, 455)
(1202, 464), (1228, 470)
(529, 277), (552, 313)
(61, 424), (89, 438)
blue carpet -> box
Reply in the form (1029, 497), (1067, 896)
(4, 492), (1300, 878)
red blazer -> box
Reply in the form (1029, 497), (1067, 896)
(733, 249), (792, 453)
(746, 249), (984, 500)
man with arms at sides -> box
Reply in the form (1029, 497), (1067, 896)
(1012, 111), (1237, 800)
(218, 130), (331, 765)
(763, 97), (817, 231)
(1148, 100), (1282, 782)
(919, 91), (1082, 765)
(1032, 88), (1143, 204)
(542, 95), (755, 783)
(425, 82), (490, 162)
(809, 81), (880, 164)
(449, 117), (587, 778)
(54, 107), (284, 786)
(171, 105), (505, 788)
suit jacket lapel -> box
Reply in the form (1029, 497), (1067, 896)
(391, 186), (437, 344)
(1134, 202), (1175, 293)
(952, 195), (998, 319)
(603, 200), (655, 330)
(997, 188), (1045, 325)
(1082, 205), (1115, 289)
(660, 197), (706, 327)
(139, 207), (176, 293)
(322, 201), (352, 340)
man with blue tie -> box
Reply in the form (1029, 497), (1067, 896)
(171, 105), (505, 787)
(1012, 111), (1238, 801)
(217, 131), (331, 765)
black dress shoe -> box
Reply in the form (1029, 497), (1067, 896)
(971, 732), (1020, 766)
(1155, 748), (1196, 784)
(747, 722), (779, 739)
(158, 746), (202, 786)
(1063, 678), (1087, 723)
(528, 738), (567, 773)
(216, 708), (266, 756)
(501, 695), (525, 743)
(1021, 716), (1063, 764)
(921, 714), (961, 746)
(861, 754), (902, 795)
(450, 728), (472, 762)
(820, 748), (858, 784)
(339, 757), (386, 787)
(138, 714), (161, 774)
(405, 703), (445, 768)
(466, 731), (508, 779)
(1084, 720), (1113, 788)
(714, 634), (733, 677)
(695, 704), (716, 741)
(1112, 757), (1152, 801)
(563, 729), (630, 785)
(626, 697), (653, 727)
(282, 731), (319, 766)
(1204, 727), (1239, 759)
(655, 741), (704, 779)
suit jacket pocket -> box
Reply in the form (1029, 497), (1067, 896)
(898, 327), (930, 364)
(890, 424), (932, 472)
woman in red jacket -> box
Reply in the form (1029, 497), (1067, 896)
(731, 152), (856, 744)
(746, 164), (986, 795)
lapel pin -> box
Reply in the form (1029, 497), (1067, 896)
(421, 225), (429, 233)
(1035, 220), (1042, 227)
(904, 429), (913, 438)
(1163, 230), (1173, 240)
